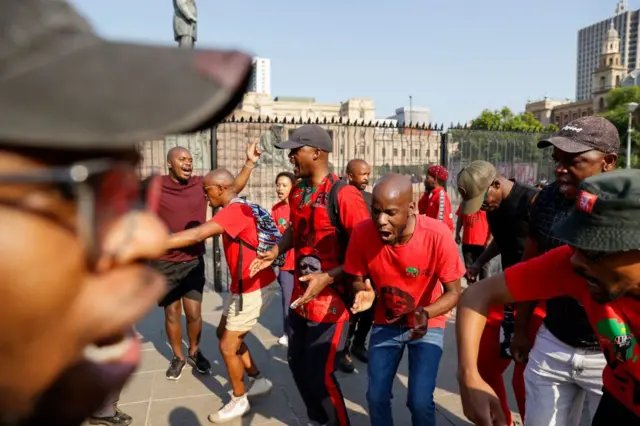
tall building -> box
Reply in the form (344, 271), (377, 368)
(576, 1), (639, 101)
(387, 106), (431, 125)
(247, 57), (271, 94)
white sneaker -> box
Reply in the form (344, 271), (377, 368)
(247, 375), (273, 397)
(208, 395), (250, 423)
(278, 335), (289, 346)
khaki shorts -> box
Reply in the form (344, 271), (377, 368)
(223, 281), (278, 332)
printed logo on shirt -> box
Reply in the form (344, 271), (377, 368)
(406, 267), (419, 278)
(577, 190), (598, 214)
(597, 318), (638, 366)
(278, 218), (288, 227)
(380, 286), (416, 323)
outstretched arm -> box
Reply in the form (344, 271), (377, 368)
(233, 139), (262, 194)
(166, 221), (225, 250)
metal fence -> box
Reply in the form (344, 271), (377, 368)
(137, 117), (555, 291)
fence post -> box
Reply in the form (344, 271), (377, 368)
(210, 125), (223, 293)
(440, 131), (448, 168)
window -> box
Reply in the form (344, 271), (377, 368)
(367, 146), (370, 154)
(600, 76), (606, 89)
(609, 58), (613, 66)
(555, 115), (560, 125)
(402, 149), (406, 157)
(393, 148), (398, 157)
(599, 97), (605, 111)
(358, 146), (365, 155)
(573, 113), (578, 120)
(616, 75), (621, 86)
(382, 147), (386, 157)
(339, 146), (344, 155)
(427, 148), (431, 157)
(413, 149), (419, 156)
(564, 114), (569, 123)
(582, 111), (588, 117)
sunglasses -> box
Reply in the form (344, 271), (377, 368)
(0, 158), (161, 266)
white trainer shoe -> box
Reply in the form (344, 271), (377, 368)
(208, 394), (250, 423)
(247, 375), (273, 397)
(278, 335), (289, 346)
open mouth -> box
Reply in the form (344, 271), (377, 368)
(378, 230), (393, 240)
(181, 167), (192, 177)
(83, 330), (140, 366)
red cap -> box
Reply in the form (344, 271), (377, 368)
(428, 165), (448, 181)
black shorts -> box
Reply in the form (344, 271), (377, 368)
(152, 257), (205, 307)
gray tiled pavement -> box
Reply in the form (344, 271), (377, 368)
(98, 284), (525, 426)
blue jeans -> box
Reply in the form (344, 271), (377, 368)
(367, 325), (444, 426)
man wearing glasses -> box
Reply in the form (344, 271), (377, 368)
(457, 161), (540, 426)
(0, 1), (254, 425)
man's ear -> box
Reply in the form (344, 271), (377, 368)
(408, 201), (416, 215)
(603, 153), (617, 172)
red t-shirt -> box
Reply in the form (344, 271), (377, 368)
(455, 205), (491, 246)
(212, 203), (276, 294)
(420, 187), (454, 232)
(289, 173), (370, 323)
(344, 215), (466, 328)
(505, 245), (640, 417)
(271, 200), (295, 271)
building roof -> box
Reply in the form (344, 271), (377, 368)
(621, 69), (640, 87)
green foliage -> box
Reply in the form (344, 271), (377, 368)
(598, 86), (640, 168)
(470, 107), (558, 133)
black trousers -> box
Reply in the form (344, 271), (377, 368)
(591, 389), (639, 425)
(345, 305), (374, 349)
(462, 244), (490, 281)
(288, 311), (350, 426)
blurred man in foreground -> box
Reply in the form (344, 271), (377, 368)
(0, 0), (253, 424)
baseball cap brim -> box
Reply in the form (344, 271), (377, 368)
(0, 39), (252, 150)
(537, 136), (593, 153)
(274, 140), (306, 150)
(552, 210), (640, 252)
(460, 191), (485, 215)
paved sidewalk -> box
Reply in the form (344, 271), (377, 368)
(94, 286), (522, 426)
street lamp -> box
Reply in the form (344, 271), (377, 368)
(627, 102), (638, 169)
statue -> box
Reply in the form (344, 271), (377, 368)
(259, 124), (290, 168)
(173, 0), (197, 48)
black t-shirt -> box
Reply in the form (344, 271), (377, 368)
(486, 182), (538, 269)
(530, 182), (599, 348)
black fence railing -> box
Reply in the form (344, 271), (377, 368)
(137, 117), (555, 292)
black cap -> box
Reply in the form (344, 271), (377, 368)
(538, 116), (620, 154)
(274, 124), (333, 152)
(0, 0), (253, 150)
(552, 169), (640, 252)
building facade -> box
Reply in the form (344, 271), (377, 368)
(576, 1), (639, 101)
(387, 106), (431, 126)
(247, 57), (271, 94)
(527, 22), (625, 127)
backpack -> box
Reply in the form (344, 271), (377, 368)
(227, 197), (285, 310)
(325, 176), (372, 262)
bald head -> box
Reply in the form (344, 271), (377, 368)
(373, 173), (413, 204)
(167, 146), (191, 162)
(371, 174), (415, 245)
(346, 159), (371, 190)
(167, 146), (193, 182)
(204, 168), (235, 187)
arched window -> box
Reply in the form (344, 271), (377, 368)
(599, 97), (605, 111)
(600, 76), (606, 89)
(616, 75), (621, 86)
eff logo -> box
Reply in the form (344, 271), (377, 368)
(577, 190), (598, 214)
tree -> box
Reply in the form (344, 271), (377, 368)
(470, 107), (559, 132)
(599, 86), (640, 168)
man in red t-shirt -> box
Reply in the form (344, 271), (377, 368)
(418, 165), (454, 232)
(249, 124), (370, 426)
(166, 168), (277, 424)
(455, 205), (492, 282)
(456, 170), (640, 425)
(345, 174), (465, 426)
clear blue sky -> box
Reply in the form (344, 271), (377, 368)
(69, 0), (631, 125)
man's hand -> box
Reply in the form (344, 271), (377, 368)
(408, 307), (429, 340)
(245, 138), (262, 165)
(455, 234), (462, 245)
(466, 263), (480, 283)
(297, 272), (334, 305)
(459, 372), (508, 426)
(249, 246), (278, 277)
(351, 278), (375, 314)
(510, 331), (532, 364)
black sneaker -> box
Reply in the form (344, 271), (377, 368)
(351, 344), (368, 363)
(338, 352), (355, 373)
(166, 356), (186, 380)
(188, 349), (212, 374)
(88, 406), (133, 426)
